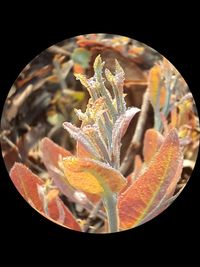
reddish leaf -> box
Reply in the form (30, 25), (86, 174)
(143, 128), (164, 163)
(10, 163), (81, 231)
(40, 137), (72, 169)
(10, 163), (44, 212)
(47, 198), (81, 231)
(131, 155), (143, 180)
(139, 158), (183, 226)
(40, 137), (75, 199)
(148, 64), (162, 111)
(63, 122), (100, 159)
(118, 129), (182, 230)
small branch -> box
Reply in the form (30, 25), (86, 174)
(83, 200), (103, 232)
(120, 89), (150, 175)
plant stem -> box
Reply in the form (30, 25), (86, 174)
(103, 193), (118, 233)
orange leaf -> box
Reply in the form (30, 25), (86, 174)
(138, 156), (183, 226)
(118, 129), (182, 230)
(132, 154), (143, 178)
(159, 86), (167, 108)
(170, 107), (178, 128)
(148, 64), (162, 110)
(143, 128), (164, 163)
(10, 163), (81, 231)
(62, 157), (126, 195)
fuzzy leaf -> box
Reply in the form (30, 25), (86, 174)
(118, 129), (182, 229)
(132, 155), (143, 179)
(10, 163), (81, 231)
(10, 163), (44, 211)
(47, 197), (81, 231)
(139, 159), (183, 226)
(76, 141), (94, 158)
(105, 59), (126, 114)
(40, 137), (75, 198)
(111, 107), (140, 168)
(93, 55), (117, 121)
(74, 74), (99, 101)
(149, 64), (162, 110)
(143, 128), (164, 163)
(62, 157), (126, 195)
(63, 122), (100, 159)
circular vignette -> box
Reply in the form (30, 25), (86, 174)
(0, 33), (199, 233)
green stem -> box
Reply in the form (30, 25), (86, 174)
(103, 193), (118, 233)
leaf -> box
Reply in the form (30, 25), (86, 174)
(93, 55), (117, 121)
(63, 122), (101, 159)
(143, 128), (164, 163)
(132, 154), (143, 179)
(76, 141), (94, 158)
(47, 197), (81, 231)
(71, 48), (91, 68)
(40, 138), (104, 210)
(10, 163), (44, 212)
(40, 137), (72, 170)
(148, 64), (162, 110)
(10, 163), (81, 231)
(139, 160), (183, 226)
(40, 137), (77, 201)
(170, 107), (178, 128)
(118, 129), (182, 230)
(111, 107), (140, 168)
(62, 157), (126, 195)
(105, 59), (126, 114)
(159, 86), (167, 108)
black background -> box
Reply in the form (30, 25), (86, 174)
(0, 3), (199, 263)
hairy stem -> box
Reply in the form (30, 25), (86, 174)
(103, 193), (118, 233)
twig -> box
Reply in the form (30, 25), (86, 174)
(83, 200), (103, 232)
(120, 89), (150, 175)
